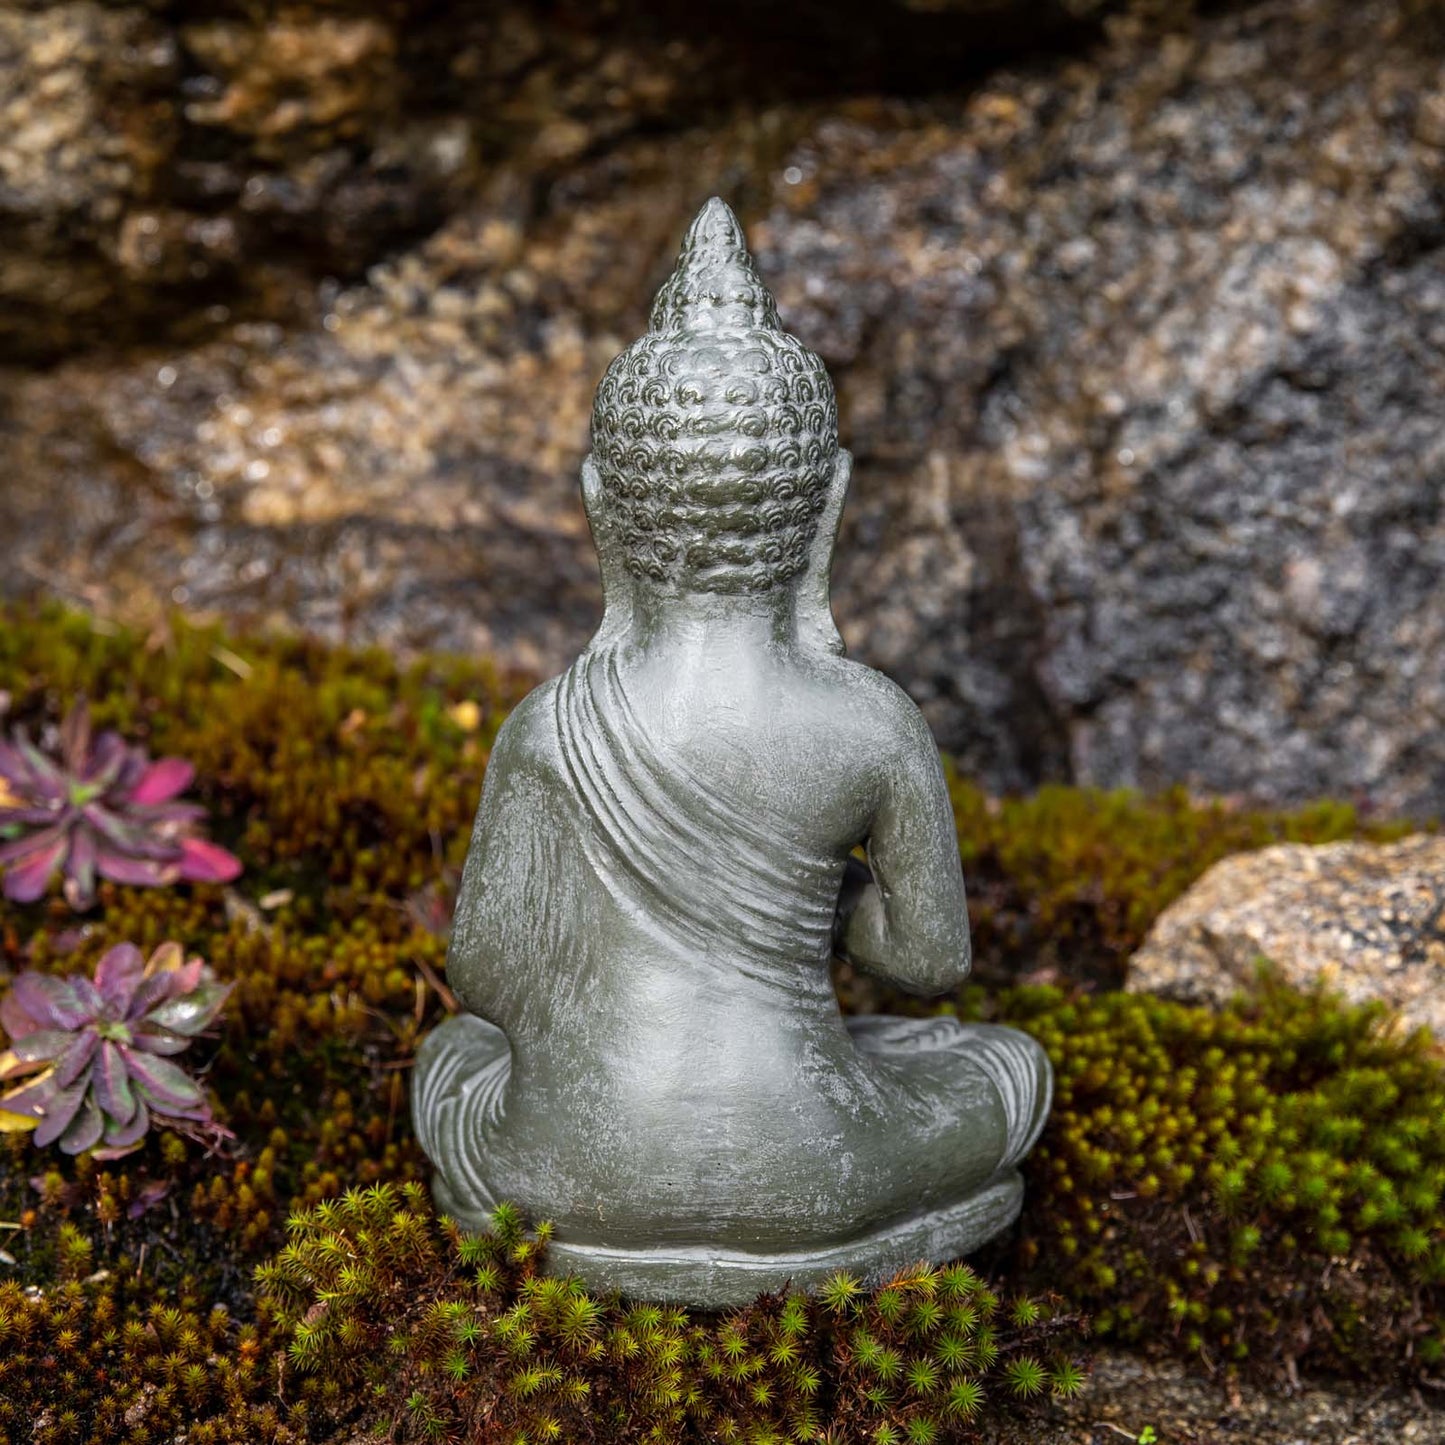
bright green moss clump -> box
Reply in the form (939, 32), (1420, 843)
(257, 1186), (1083, 1444)
(0, 604), (1439, 1441)
(979, 981), (1445, 1376)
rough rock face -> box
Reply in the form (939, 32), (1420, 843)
(0, 1), (748, 360)
(2, 0), (1443, 812)
(1127, 835), (1445, 1039)
(0, 0), (1095, 362)
(753, 1), (1445, 807)
(0, 3), (181, 357)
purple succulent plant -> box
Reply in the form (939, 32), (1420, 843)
(0, 941), (230, 1155)
(0, 700), (241, 910)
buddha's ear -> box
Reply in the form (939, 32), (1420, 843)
(794, 449), (852, 656)
(581, 453), (636, 648)
(580, 451), (605, 535)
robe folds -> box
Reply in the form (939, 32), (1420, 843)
(554, 642), (841, 986)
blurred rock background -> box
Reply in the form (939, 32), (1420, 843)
(2, 0), (1443, 814)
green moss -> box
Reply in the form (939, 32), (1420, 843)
(973, 979), (1445, 1376)
(0, 1267), (298, 1444)
(257, 1184), (1084, 1444)
(0, 603), (1439, 1440)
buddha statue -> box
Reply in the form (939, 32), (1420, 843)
(413, 198), (1052, 1306)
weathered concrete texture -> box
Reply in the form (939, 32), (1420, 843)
(2, 0), (1444, 812)
(1127, 834), (1445, 1039)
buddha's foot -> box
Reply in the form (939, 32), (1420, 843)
(845, 1014), (1054, 1171)
(412, 1012), (510, 1226)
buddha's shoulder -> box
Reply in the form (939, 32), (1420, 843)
(487, 678), (565, 775)
(801, 654), (937, 758)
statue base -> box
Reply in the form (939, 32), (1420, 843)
(432, 1166), (1022, 1306)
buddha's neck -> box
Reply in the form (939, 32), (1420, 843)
(626, 593), (796, 656)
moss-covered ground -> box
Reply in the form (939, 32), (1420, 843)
(0, 605), (1439, 1443)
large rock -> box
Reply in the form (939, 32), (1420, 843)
(0, 0), (428, 358)
(1127, 835), (1445, 1040)
(0, 0), (757, 360)
(0, 0), (1104, 362)
(0, 3), (182, 358)
(1, 0), (1443, 813)
(752, 0), (1445, 808)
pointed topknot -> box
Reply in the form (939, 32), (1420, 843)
(648, 197), (782, 334)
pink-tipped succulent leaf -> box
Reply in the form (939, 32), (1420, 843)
(0, 700), (241, 909)
(0, 941), (230, 1155)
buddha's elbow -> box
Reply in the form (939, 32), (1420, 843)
(445, 928), (495, 1019)
(899, 931), (972, 996)
(445, 954), (484, 1018)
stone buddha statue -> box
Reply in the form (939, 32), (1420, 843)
(413, 198), (1052, 1306)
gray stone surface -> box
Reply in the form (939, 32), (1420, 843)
(1127, 834), (1445, 1039)
(411, 201), (1052, 1305)
(2, 0), (1443, 814)
(753, 0), (1445, 810)
(0, 0), (1103, 362)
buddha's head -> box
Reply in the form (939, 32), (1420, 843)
(586, 198), (847, 600)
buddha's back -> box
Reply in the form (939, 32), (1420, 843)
(437, 634), (1009, 1247)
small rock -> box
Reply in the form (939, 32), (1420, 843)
(1127, 835), (1445, 1039)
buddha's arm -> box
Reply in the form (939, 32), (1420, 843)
(444, 693), (560, 1028)
(445, 764), (514, 1025)
(833, 703), (971, 996)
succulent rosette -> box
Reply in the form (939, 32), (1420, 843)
(0, 700), (241, 909)
(0, 941), (230, 1155)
